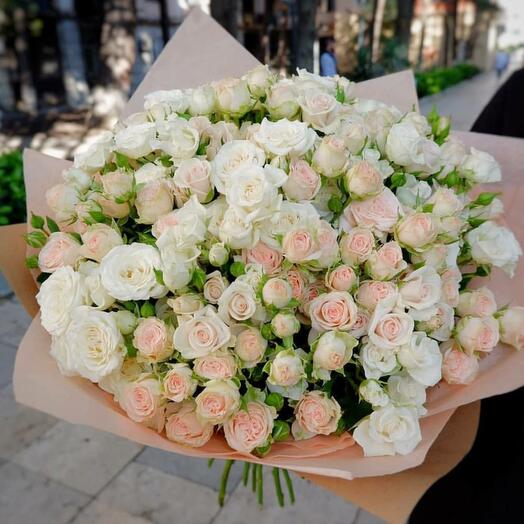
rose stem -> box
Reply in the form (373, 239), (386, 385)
(242, 462), (250, 487)
(218, 459), (234, 507)
(282, 469), (295, 504)
(251, 462), (257, 492)
(272, 467), (285, 507)
(256, 464), (264, 506)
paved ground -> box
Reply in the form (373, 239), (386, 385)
(0, 293), (381, 524)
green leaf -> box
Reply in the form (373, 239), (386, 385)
(137, 231), (157, 246)
(468, 217), (486, 229)
(46, 216), (60, 233)
(25, 255), (39, 269)
(472, 192), (499, 207)
(230, 261), (245, 278)
(154, 269), (165, 286)
(24, 230), (47, 248)
(115, 152), (130, 170)
(191, 267), (206, 291)
(390, 172), (406, 189)
(327, 195), (343, 214)
(124, 338), (138, 358)
(260, 323), (275, 340)
(88, 210), (109, 224)
(140, 302), (156, 318)
(30, 213), (45, 230)
(265, 392), (284, 411)
(443, 169), (459, 188)
(335, 86), (345, 104)
(272, 420), (290, 442)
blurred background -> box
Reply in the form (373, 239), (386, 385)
(0, 3), (524, 523)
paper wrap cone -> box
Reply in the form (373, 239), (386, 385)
(2, 7), (523, 522)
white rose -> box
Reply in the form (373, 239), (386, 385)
(427, 186), (464, 216)
(74, 131), (113, 173)
(211, 140), (265, 194)
(415, 302), (455, 342)
(64, 306), (124, 382)
(397, 332), (442, 387)
(219, 207), (258, 249)
(203, 271), (228, 305)
(499, 306), (524, 350)
(135, 179), (174, 224)
(152, 118), (199, 165)
(466, 221), (522, 277)
(313, 331), (357, 379)
(144, 89), (189, 119)
(168, 294), (204, 316)
(268, 349), (305, 387)
(361, 339), (398, 379)
(271, 312), (300, 338)
(265, 79), (300, 120)
(402, 112), (431, 136)
(368, 301), (414, 350)
(208, 243), (229, 267)
(45, 183), (80, 223)
(298, 89), (339, 133)
(100, 243), (167, 301)
(459, 147), (501, 183)
(113, 310), (137, 335)
(336, 118), (367, 154)
(387, 375), (427, 415)
(36, 266), (89, 336)
(244, 64), (274, 97)
(188, 85), (217, 115)
(262, 278), (293, 309)
(218, 280), (258, 324)
(254, 118), (316, 157)
(359, 379), (390, 408)
(386, 122), (441, 174)
(134, 163), (168, 185)
(353, 405), (421, 456)
(174, 158), (213, 204)
(114, 123), (156, 159)
(63, 167), (91, 191)
(212, 77), (252, 116)
(173, 305), (231, 359)
(80, 262), (115, 309)
(400, 266), (441, 311)
(395, 174), (431, 208)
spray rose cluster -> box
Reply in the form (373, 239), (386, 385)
(29, 65), (522, 459)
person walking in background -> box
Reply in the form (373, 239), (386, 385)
(320, 38), (337, 76)
(494, 49), (510, 78)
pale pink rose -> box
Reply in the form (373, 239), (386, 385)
(456, 316), (500, 355)
(344, 188), (401, 233)
(292, 391), (341, 439)
(101, 170), (133, 199)
(195, 379), (240, 424)
(365, 241), (407, 281)
(396, 213), (438, 250)
(218, 281), (257, 323)
(234, 327), (267, 367)
(133, 317), (173, 363)
(312, 135), (347, 177)
(283, 159), (321, 201)
(244, 242), (283, 275)
(441, 269), (461, 308)
(340, 228), (375, 265)
(46, 183), (79, 222)
(203, 271), (228, 304)
(369, 311), (414, 350)
(165, 400), (214, 447)
(262, 278), (293, 308)
(345, 160), (383, 199)
(271, 312), (300, 338)
(91, 193), (130, 219)
(309, 291), (357, 332)
(456, 288), (497, 318)
(441, 342), (479, 385)
(316, 220), (339, 268)
(168, 294), (204, 315)
(135, 179), (174, 224)
(152, 211), (179, 238)
(356, 280), (398, 311)
(499, 306), (524, 350)
(326, 265), (357, 292)
(38, 232), (82, 273)
(80, 224), (123, 262)
(299, 282), (327, 317)
(224, 401), (276, 453)
(194, 351), (237, 380)
(282, 229), (319, 264)
(174, 158), (213, 204)
(349, 309), (371, 338)
(286, 268), (307, 300)
(163, 363), (197, 402)
(119, 376), (165, 432)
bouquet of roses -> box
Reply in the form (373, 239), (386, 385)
(24, 50), (524, 505)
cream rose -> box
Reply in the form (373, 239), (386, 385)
(292, 391), (341, 440)
(224, 401), (276, 453)
(427, 186), (464, 217)
(369, 306), (414, 350)
(400, 266), (441, 311)
(100, 243), (166, 301)
(244, 64), (274, 97)
(174, 158), (213, 204)
(271, 312), (300, 338)
(163, 363), (197, 402)
(268, 349), (305, 387)
(74, 131), (113, 173)
(441, 341), (480, 385)
(361, 339), (398, 379)
(133, 317), (173, 363)
(208, 243), (229, 267)
(38, 232), (82, 273)
(203, 271), (228, 305)
(144, 89), (189, 118)
(188, 84), (217, 115)
(134, 163), (168, 185)
(114, 123), (155, 159)
(359, 380), (390, 408)
(262, 278), (293, 309)
(397, 331), (442, 386)
(345, 161), (384, 199)
(165, 400), (214, 447)
(168, 294), (204, 316)
(283, 159), (321, 201)
(459, 147), (501, 183)
(46, 183), (80, 223)
(218, 281), (258, 324)
(244, 242), (283, 276)
(101, 170), (133, 200)
(312, 135), (348, 178)
(313, 331), (357, 375)
(299, 89), (339, 133)
(456, 316), (500, 355)
(254, 118), (316, 157)
(499, 306), (524, 350)
(212, 77), (252, 116)
(152, 118), (200, 165)
(173, 306), (231, 359)
(195, 379), (240, 424)
(80, 224), (123, 262)
(387, 375), (426, 413)
(234, 327), (267, 367)
(135, 179), (174, 224)
(457, 287), (497, 318)
(266, 79), (300, 120)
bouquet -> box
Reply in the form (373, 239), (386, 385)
(5, 9), (524, 520)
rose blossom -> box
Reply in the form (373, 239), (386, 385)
(441, 268), (461, 308)
(286, 268), (307, 300)
(369, 306), (414, 350)
(441, 341), (480, 385)
(282, 228), (319, 263)
(292, 391), (341, 440)
(101, 170), (133, 199)
(38, 232), (82, 273)
(195, 379), (240, 424)
(218, 281), (258, 323)
(316, 220), (340, 268)
(344, 188), (402, 233)
(345, 161), (383, 199)
(114, 123), (155, 159)
(299, 89), (339, 133)
(208, 243), (229, 267)
(254, 118), (316, 157)
(212, 77), (252, 116)
(349, 309), (371, 338)
(400, 266), (441, 311)
(268, 349), (305, 387)
(326, 265), (357, 292)
(234, 327), (267, 367)
(456, 316), (500, 355)
(312, 135), (348, 178)
(194, 351), (237, 380)
(313, 331), (357, 375)
(133, 317), (173, 363)
(309, 291), (358, 332)
(174, 306), (231, 359)
(46, 183), (79, 223)
(168, 294), (204, 315)
(398, 331), (442, 386)
(283, 159), (321, 201)
(163, 363), (197, 402)
(456, 288), (497, 318)
(173, 158), (213, 204)
(224, 401), (276, 453)
(80, 224), (123, 262)
(244, 242), (283, 275)
(361, 339), (398, 379)
(499, 306), (524, 350)
(340, 228), (375, 265)
(359, 380), (389, 408)
(135, 179), (174, 224)
(265, 79), (299, 120)
(165, 400), (214, 447)
(203, 271), (228, 304)
(356, 280), (398, 312)
(365, 241), (407, 281)
(396, 213), (438, 251)
(262, 278), (293, 309)
(271, 312), (300, 338)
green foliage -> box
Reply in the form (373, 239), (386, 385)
(416, 63), (480, 98)
(0, 150), (25, 226)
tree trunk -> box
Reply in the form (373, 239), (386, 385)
(369, 0), (387, 67)
(395, 0), (414, 53)
(13, 7), (37, 112)
(292, 0), (317, 72)
(210, 0), (239, 39)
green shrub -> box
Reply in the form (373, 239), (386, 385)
(0, 150), (25, 226)
(416, 63), (480, 98)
